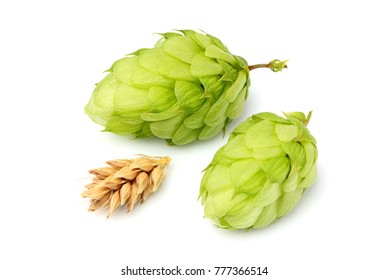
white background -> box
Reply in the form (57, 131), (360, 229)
(1, 0), (388, 279)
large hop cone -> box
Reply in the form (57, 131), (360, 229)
(85, 30), (251, 145)
(200, 112), (318, 230)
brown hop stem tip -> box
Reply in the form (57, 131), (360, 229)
(248, 59), (288, 72)
(81, 155), (171, 217)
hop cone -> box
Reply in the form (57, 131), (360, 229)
(81, 155), (170, 217)
(85, 29), (284, 145)
(200, 112), (318, 230)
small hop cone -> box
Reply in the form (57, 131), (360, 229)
(200, 112), (318, 230)
(82, 155), (171, 217)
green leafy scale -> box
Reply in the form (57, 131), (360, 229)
(85, 30), (250, 145)
(200, 112), (318, 230)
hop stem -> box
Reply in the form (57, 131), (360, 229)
(248, 59), (288, 72)
(305, 111), (312, 127)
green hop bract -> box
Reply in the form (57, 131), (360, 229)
(200, 112), (318, 230)
(85, 30), (252, 145)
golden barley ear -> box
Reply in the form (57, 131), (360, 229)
(81, 155), (171, 217)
